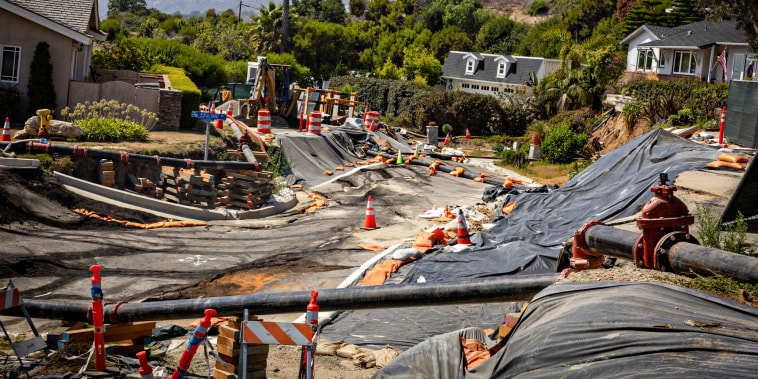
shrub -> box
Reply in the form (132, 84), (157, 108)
(150, 64), (201, 129)
(621, 100), (641, 127)
(412, 91), (527, 136)
(77, 118), (149, 141)
(132, 38), (228, 88)
(541, 123), (588, 163)
(696, 205), (751, 255)
(329, 76), (431, 119)
(492, 143), (505, 152)
(62, 99), (158, 131)
(528, 0), (549, 15)
(499, 143), (529, 169)
(0, 85), (23, 122)
(668, 108), (695, 127)
(27, 42), (56, 117)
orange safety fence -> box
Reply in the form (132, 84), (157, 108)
(73, 209), (207, 229)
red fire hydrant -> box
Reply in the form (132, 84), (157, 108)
(634, 173), (694, 270)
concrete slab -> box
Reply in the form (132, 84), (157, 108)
(0, 158), (39, 168)
(675, 169), (742, 198)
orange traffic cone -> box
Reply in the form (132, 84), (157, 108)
(1, 117), (10, 142)
(443, 133), (450, 145)
(465, 128), (471, 140)
(362, 195), (377, 230)
(456, 209), (471, 245)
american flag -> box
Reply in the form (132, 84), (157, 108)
(717, 48), (729, 82)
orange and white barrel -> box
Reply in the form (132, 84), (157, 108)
(257, 109), (271, 133)
(308, 111), (322, 135)
(365, 111), (380, 131)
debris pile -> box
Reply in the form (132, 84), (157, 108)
(160, 167), (217, 207)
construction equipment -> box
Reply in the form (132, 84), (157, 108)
(240, 56), (295, 124)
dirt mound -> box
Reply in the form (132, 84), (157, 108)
(587, 115), (650, 158)
(0, 169), (164, 228)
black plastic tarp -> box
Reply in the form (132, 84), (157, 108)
(320, 302), (523, 350)
(481, 130), (720, 248)
(375, 281), (758, 378)
(402, 241), (558, 283)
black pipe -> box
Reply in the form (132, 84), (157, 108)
(582, 224), (758, 283)
(0, 142), (258, 170)
(665, 243), (758, 283)
(584, 225), (637, 261)
(1, 275), (559, 323)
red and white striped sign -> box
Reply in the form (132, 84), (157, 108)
(0, 288), (21, 311)
(242, 321), (313, 346)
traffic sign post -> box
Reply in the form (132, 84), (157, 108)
(192, 111), (227, 160)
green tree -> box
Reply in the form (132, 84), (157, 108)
(669, 0), (704, 25)
(430, 26), (473, 62)
(321, 0), (347, 23)
(516, 17), (566, 58)
(377, 58), (402, 79)
(193, 26), (252, 61)
(349, 0), (366, 17)
(475, 16), (527, 53)
(27, 42), (56, 116)
(108, 0), (147, 16)
(419, 1), (445, 32)
(561, 0), (617, 40)
(402, 46), (442, 85)
(293, 20), (353, 85)
(250, 2), (283, 54)
(621, 0), (670, 35)
(366, 0), (389, 22)
(91, 40), (150, 72)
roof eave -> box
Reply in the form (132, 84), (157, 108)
(0, 0), (94, 44)
(620, 25), (661, 45)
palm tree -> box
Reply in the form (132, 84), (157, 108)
(250, 2), (283, 55)
(540, 28), (592, 112)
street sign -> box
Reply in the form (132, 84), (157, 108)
(191, 111), (227, 121)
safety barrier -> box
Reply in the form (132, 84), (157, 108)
(257, 109), (271, 134)
(307, 111), (322, 135)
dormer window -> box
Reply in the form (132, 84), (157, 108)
(494, 55), (516, 79)
(466, 58), (475, 74)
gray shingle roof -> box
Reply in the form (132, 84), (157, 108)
(639, 20), (746, 48)
(7, 0), (97, 37)
(441, 51), (544, 85)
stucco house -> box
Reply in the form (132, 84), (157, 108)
(620, 19), (753, 83)
(440, 51), (561, 100)
(0, 0), (105, 118)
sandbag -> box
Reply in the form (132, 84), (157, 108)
(316, 339), (343, 356)
(353, 349), (377, 368)
(336, 343), (363, 358)
(719, 153), (749, 163)
(707, 161), (745, 170)
(374, 346), (400, 368)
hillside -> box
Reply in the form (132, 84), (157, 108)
(482, 0), (549, 24)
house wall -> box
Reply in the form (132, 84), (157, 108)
(625, 32), (657, 71)
(445, 78), (530, 100)
(0, 8), (78, 118)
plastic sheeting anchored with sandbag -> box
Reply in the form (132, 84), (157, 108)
(375, 281), (758, 378)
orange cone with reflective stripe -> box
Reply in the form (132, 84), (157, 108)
(456, 209), (471, 245)
(362, 195), (377, 229)
(1, 117), (10, 142)
(443, 133), (450, 145)
(465, 128), (471, 140)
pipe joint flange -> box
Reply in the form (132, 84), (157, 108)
(655, 232), (699, 272)
(108, 301), (128, 324)
(572, 220), (605, 258)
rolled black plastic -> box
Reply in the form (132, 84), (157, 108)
(583, 225), (638, 261)
(0, 142), (258, 170)
(2, 275), (559, 323)
(666, 243), (758, 283)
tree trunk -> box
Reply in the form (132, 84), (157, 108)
(282, 0), (289, 53)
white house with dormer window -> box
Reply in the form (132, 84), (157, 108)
(440, 51), (561, 101)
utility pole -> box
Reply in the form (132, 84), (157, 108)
(282, 0), (289, 53)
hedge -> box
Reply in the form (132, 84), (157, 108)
(411, 91), (528, 136)
(150, 64), (201, 129)
(329, 76), (431, 118)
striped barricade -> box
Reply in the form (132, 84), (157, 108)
(0, 287), (21, 311)
(242, 321), (313, 346)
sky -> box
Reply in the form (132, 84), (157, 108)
(97, 0), (271, 19)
